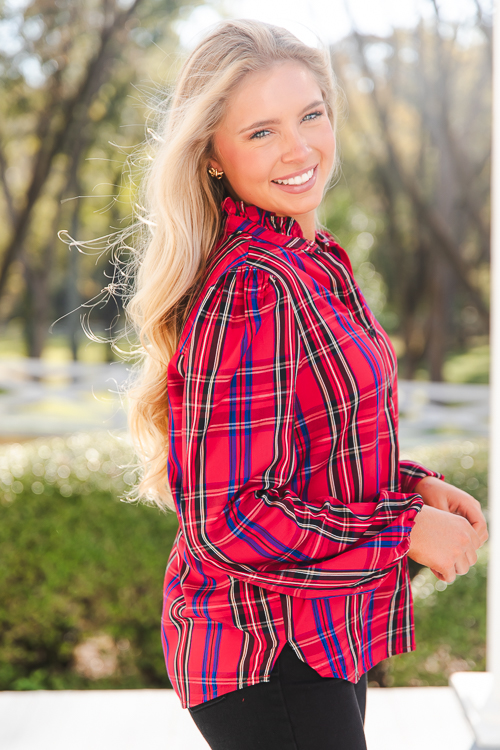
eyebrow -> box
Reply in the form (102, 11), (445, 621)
(238, 99), (325, 134)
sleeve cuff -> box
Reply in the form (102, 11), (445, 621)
(399, 460), (445, 493)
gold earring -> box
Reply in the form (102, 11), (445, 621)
(208, 166), (224, 179)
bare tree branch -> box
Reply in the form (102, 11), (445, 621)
(0, 0), (146, 296)
(473, 0), (492, 58)
(0, 142), (16, 225)
(430, 0), (441, 20)
(349, 29), (489, 324)
(418, 22), (491, 260)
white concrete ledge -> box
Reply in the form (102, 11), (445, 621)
(0, 686), (476, 750)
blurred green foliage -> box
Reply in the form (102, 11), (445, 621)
(0, 432), (177, 690)
(381, 439), (489, 687)
(443, 344), (490, 385)
(0, 432), (489, 690)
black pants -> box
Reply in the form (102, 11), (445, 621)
(188, 642), (367, 750)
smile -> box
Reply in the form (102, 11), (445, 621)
(272, 167), (315, 186)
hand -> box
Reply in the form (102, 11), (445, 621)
(408, 504), (481, 584)
(413, 476), (488, 547)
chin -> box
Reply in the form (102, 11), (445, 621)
(279, 195), (321, 215)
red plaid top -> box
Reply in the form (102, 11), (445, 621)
(162, 196), (442, 708)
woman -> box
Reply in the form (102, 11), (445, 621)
(126, 19), (488, 750)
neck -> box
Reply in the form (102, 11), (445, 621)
(291, 210), (316, 241)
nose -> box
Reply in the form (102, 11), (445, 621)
(281, 127), (312, 164)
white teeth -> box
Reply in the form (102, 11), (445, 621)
(274, 168), (314, 186)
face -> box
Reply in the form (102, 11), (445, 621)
(210, 61), (336, 239)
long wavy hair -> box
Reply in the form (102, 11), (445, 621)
(126, 19), (342, 511)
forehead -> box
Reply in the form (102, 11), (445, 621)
(222, 61), (323, 128)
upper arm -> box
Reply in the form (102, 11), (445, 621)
(182, 264), (301, 507)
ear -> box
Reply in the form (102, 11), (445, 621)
(208, 158), (224, 172)
(207, 140), (223, 173)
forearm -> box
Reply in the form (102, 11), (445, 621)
(181, 487), (424, 598)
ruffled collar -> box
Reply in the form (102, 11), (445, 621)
(220, 196), (340, 253)
(218, 197), (349, 273)
(221, 196), (306, 240)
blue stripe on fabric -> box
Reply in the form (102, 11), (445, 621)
(322, 598), (350, 678)
(161, 623), (171, 665)
(244, 269), (259, 482)
(163, 573), (181, 598)
(166, 390), (183, 501)
(226, 291), (247, 499)
(364, 590), (376, 671)
(202, 622), (214, 701)
(191, 555), (217, 617)
(223, 499), (311, 561)
(292, 396), (312, 500)
(312, 598), (348, 679)
(189, 553), (221, 701)
(211, 623), (223, 697)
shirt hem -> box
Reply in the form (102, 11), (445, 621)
(174, 639), (418, 709)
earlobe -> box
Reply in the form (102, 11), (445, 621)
(208, 159), (223, 171)
(208, 165), (224, 179)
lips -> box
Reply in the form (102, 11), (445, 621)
(270, 164), (319, 194)
(271, 164), (318, 186)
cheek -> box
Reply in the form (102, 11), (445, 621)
(225, 145), (272, 186)
(317, 126), (336, 167)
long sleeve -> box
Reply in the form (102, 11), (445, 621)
(176, 265), (424, 599)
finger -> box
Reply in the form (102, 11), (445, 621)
(454, 556), (470, 576)
(455, 497), (488, 538)
(456, 499), (482, 520)
(467, 523), (482, 550)
(430, 568), (446, 581)
(466, 548), (478, 567)
(427, 496), (450, 512)
(441, 567), (457, 584)
(472, 520), (489, 546)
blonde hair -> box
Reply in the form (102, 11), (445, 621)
(126, 18), (342, 511)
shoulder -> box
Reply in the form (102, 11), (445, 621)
(177, 262), (293, 355)
(177, 263), (301, 377)
(200, 259), (294, 318)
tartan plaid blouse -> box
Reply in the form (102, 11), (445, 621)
(161, 196), (442, 709)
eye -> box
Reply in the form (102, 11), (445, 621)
(249, 110), (324, 140)
(250, 129), (271, 140)
(303, 110), (323, 122)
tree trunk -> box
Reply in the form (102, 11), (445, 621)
(427, 253), (448, 381)
(23, 259), (49, 359)
(66, 195), (81, 362)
